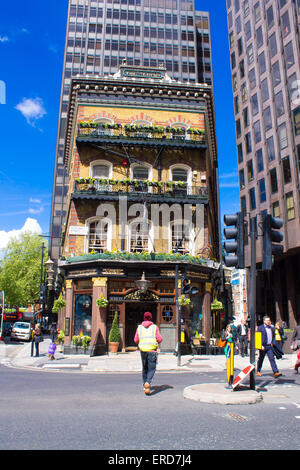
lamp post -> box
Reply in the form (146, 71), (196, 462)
(45, 257), (55, 324)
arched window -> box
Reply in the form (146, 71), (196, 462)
(128, 219), (153, 253)
(169, 220), (194, 255)
(130, 162), (153, 192)
(90, 160), (113, 191)
(86, 217), (112, 253)
(169, 164), (192, 194)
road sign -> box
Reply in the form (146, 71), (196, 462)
(232, 364), (255, 389)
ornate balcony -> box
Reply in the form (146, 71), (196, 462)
(76, 124), (206, 148)
(72, 178), (209, 204)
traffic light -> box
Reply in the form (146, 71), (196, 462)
(39, 284), (47, 304)
(262, 214), (284, 271)
(182, 278), (199, 295)
(223, 212), (245, 268)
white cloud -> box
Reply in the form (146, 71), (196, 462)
(15, 97), (46, 126)
(0, 218), (42, 253)
(29, 198), (41, 204)
(0, 36), (9, 43)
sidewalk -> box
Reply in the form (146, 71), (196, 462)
(1, 338), (299, 404)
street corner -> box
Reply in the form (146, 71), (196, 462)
(183, 382), (263, 405)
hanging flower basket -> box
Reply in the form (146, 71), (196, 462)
(96, 294), (109, 308)
(178, 295), (191, 306)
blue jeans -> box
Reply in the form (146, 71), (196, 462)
(34, 341), (39, 357)
(257, 344), (278, 374)
(140, 351), (157, 385)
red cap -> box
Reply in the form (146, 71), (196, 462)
(144, 312), (152, 321)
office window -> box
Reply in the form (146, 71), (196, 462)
(254, 2), (260, 22)
(282, 156), (292, 184)
(245, 20), (251, 41)
(293, 108), (300, 135)
(269, 33), (277, 58)
(249, 187), (256, 210)
(239, 59), (245, 77)
(275, 91), (285, 118)
(241, 83), (247, 101)
(258, 178), (266, 203)
(236, 119), (241, 137)
(270, 168), (278, 193)
(272, 201), (280, 218)
(254, 120), (261, 143)
(256, 148), (264, 172)
(272, 61), (281, 87)
(243, 107), (250, 127)
(286, 192), (295, 220)
(279, 0), (287, 7)
(278, 123), (288, 150)
(238, 143), (243, 163)
(247, 44), (254, 64)
(256, 26), (263, 49)
(247, 160), (254, 181)
(258, 52), (266, 75)
(245, 132), (252, 153)
(241, 195), (247, 217)
(284, 42), (294, 69)
(238, 37), (243, 55)
(263, 107), (272, 132)
(239, 169), (245, 189)
(266, 136), (276, 162)
(251, 93), (259, 116)
(243, 0), (249, 17)
(261, 78), (269, 103)
(266, 6), (274, 28)
(231, 52), (236, 69)
(234, 0), (240, 13)
(249, 68), (256, 90)
(281, 11), (291, 37)
(234, 96), (239, 114)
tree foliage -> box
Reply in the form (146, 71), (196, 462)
(0, 233), (47, 307)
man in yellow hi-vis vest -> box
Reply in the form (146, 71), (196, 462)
(134, 312), (162, 395)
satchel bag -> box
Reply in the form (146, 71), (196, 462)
(218, 338), (226, 348)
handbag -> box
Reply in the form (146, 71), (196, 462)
(218, 338), (226, 348)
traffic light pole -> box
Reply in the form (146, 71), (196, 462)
(249, 217), (257, 391)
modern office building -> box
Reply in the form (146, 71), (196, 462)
(50, 0), (214, 262)
(226, 0), (300, 327)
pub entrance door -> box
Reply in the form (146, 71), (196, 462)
(125, 302), (157, 348)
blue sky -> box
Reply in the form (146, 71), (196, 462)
(0, 0), (239, 252)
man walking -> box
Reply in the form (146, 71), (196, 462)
(256, 316), (282, 378)
(237, 319), (248, 357)
(134, 311), (162, 395)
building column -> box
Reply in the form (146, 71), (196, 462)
(64, 280), (73, 346)
(92, 277), (108, 346)
(203, 282), (212, 340)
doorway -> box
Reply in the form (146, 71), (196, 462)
(125, 303), (157, 347)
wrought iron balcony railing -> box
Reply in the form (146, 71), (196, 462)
(73, 179), (208, 201)
(77, 126), (206, 146)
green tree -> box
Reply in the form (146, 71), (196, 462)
(0, 233), (47, 307)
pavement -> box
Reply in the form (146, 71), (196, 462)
(1, 337), (299, 405)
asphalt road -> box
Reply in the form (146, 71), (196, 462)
(0, 364), (299, 452)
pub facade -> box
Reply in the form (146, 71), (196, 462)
(57, 65), (221, 354)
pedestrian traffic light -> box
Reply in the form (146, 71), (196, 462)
(39, 284), (47, 304)
(223, 212), (245, 268)
(262, 214), (284, 271)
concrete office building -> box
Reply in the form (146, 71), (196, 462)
(226, 0), (300, 326)
(50, 0), (214, 262)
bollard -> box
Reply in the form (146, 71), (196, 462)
(225, 342), (234, 389)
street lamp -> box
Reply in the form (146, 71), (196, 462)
(45, 258), (55, 290)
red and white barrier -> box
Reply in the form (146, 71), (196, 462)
(232, 364), (254, 389)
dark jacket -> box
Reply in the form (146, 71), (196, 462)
(257, 324), (275, 347)
(237, 323), (249, 338)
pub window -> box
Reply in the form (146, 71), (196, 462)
(128, 220), (152, 253)
(87, 218), (110, 253)
(162, 305), (174, 323)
